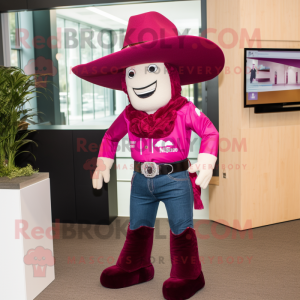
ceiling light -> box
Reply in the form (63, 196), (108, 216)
(86, 7), (128, 25)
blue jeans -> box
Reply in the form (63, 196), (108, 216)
(130, 170), (194, 234)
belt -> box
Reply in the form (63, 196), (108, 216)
(134, 159), (189, 178)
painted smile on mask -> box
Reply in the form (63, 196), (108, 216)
(133, 81), (157, 99)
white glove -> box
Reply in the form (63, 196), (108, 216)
(188, 153), (217, 189)
(92, 157), (114, 190)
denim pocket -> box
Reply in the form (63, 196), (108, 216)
(167, 170), (189, 181)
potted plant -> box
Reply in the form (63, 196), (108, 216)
(0, 66), (55, 299)
(0, 66), (42, 179)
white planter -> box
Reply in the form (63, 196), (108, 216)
(0, 173), (55, 300)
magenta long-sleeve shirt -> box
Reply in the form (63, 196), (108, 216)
(98, 102), (219, 163)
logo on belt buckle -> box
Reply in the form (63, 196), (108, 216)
(141, 162), (159, 178)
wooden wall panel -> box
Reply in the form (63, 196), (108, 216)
(241, 126), (300, 228)
(208, 0), (300, 229)
(241, 0), (300, 129)
(250, 108), (300, 128)
(208, 0), (243, 228)
(240, 0), (300, 42)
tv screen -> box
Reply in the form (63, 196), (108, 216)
(244, 48), (300, 109)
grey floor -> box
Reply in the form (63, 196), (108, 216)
(36, 217), (300, 300)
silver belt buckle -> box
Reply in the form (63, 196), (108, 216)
(141, 162), (159, 178)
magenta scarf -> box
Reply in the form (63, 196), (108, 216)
(121, 63), (203, 210)
(122, 63), (188, 139)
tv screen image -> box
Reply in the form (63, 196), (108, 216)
(244, 48), (300, 112)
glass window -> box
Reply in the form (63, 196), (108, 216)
(57, 18), (68, 125)
(80, 24), (94, 122)
(65, 20), (82, 125)
(10, 49), (20, 67)
(15, 1), (202, 128)
(9, 12), (21, 67)
(92, 28), (106, 119)
(54, 17), (116, 125)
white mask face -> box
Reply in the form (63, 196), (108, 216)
(125, 62), (172, 114)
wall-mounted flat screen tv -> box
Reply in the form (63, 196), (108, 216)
(244, 48), (300, 113)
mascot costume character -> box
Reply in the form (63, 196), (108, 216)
(73, 11), (224, 300)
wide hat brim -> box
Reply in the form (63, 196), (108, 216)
(72, 35), (225, 91)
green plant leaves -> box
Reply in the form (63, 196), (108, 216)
(0, 66), (41, 173)
(0, 162), (38, 179)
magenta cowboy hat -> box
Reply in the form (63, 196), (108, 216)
(72, 11), (225, 90)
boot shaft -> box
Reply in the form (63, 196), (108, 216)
(117, 224), (154, 272)
(170, 227), (202, 280)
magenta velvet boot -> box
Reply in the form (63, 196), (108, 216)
(163, 228), (205, 300)
(100, 224), (154, 289)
